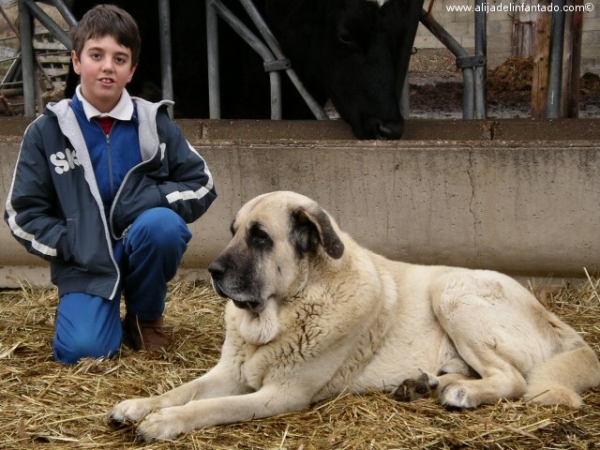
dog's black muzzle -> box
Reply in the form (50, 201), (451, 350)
(208, 258), (263, 312)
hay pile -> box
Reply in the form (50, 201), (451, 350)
(1, 277), (599, 449)
(488, 57), (534, 93)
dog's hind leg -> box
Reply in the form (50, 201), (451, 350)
(430, 272), (600, 408)
(435, 351), (527, 408)
(524, 345), (600, 407)
(430, 275), (537, 408)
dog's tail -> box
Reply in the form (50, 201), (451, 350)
(524, 345), (600, 407)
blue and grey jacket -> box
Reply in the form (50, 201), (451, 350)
(5, 97), (216, 300)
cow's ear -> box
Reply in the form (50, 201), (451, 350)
(290, 206), (344, 259)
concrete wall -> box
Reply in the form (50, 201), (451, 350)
(0, 118), (599, 287)
(415, 0), (600, 72)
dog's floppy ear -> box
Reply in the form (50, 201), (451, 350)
(290, 206), (344, 259)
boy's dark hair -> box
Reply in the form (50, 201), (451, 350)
(70, 4), (141, 66)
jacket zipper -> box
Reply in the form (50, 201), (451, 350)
(101, 121), (121, 300)
(104, 123), (115, 199)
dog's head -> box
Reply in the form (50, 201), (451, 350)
(208, 191), (345, 313)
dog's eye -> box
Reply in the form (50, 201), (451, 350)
(252, 231), (271, 246)
(248, 226), (273, 249)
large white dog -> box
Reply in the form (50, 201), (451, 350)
(109, 191), (600, 442)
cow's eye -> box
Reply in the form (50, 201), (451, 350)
(338, 30), (354, 47)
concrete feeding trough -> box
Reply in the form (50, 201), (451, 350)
(0, 117), (598, 287)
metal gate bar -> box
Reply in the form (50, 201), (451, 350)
(207, 0), (283, 119)
(206, 0), (328, 120)
(546, 0), (566, 118)
(419, 3), (486, 119)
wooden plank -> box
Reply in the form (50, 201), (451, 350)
(42, 67), (68, 77)
(512, 11), (534, 58)
(36, 54), (70, 64)
(33, 41), (68, 51)
(33, 32), (68, 51)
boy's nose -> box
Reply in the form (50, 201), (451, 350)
(101, 60), (114, 72)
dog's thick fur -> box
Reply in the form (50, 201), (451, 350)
(109, 191), (600, 442)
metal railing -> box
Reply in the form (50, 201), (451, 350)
(14, 0), (569, 121)
(206, 0), (328, 120)
(420, 0), (487, 119)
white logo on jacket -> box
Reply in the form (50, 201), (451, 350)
(50, 149), (80, 174)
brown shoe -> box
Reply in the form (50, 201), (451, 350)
(123, 313), (172, 351)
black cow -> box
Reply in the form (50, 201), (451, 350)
(65, 0), (424, 139)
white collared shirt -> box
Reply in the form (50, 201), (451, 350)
(75, 85), (134, 121)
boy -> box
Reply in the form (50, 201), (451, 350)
(4, 5), (216, 364)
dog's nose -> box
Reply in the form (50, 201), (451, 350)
(208, 259), (225, 281)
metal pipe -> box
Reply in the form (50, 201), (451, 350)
(268, 72), (281, 120)
(400, 76), (409, 119)
(474, 0), (487, 119)
(19, 0), (36, 117)
(158, 0), (174, 116)
(47, 0), (77, 28)
(237, 0), (327, 120)
(22, 0), (71, 49)
(206, 0), (221, 118)
(462, 69), (475, 120)
(237, 0), (285, 57)
(419, 9), (474, 119)
(546, 0), (566, 118)
(210, 0), (282, 119)
(210, 2), (275, 76)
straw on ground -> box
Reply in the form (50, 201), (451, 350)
(1, 278), (599, 449)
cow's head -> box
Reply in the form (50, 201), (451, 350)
(267, 0), (424, 140)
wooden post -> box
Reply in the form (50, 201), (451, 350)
(566, 0), (583, 118)
(561, 9), (573, 117)
(531, 6), (551, 119)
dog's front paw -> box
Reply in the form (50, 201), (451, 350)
(107, 398), (157, 425)
(136, 408), (185, 442)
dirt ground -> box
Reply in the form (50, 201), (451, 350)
(408, 48), (600, 119)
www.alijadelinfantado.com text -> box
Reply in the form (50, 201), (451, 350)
(445, 2), (594, 13)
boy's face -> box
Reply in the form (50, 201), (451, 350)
(71, 34), (137, 113)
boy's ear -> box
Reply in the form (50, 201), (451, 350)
(127, 64), (137, 83)
(71, 50), (81, 75)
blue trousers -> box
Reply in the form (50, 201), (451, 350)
(53, 208), (192, 364)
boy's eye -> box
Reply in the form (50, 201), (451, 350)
(90, 53), (102, 60)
